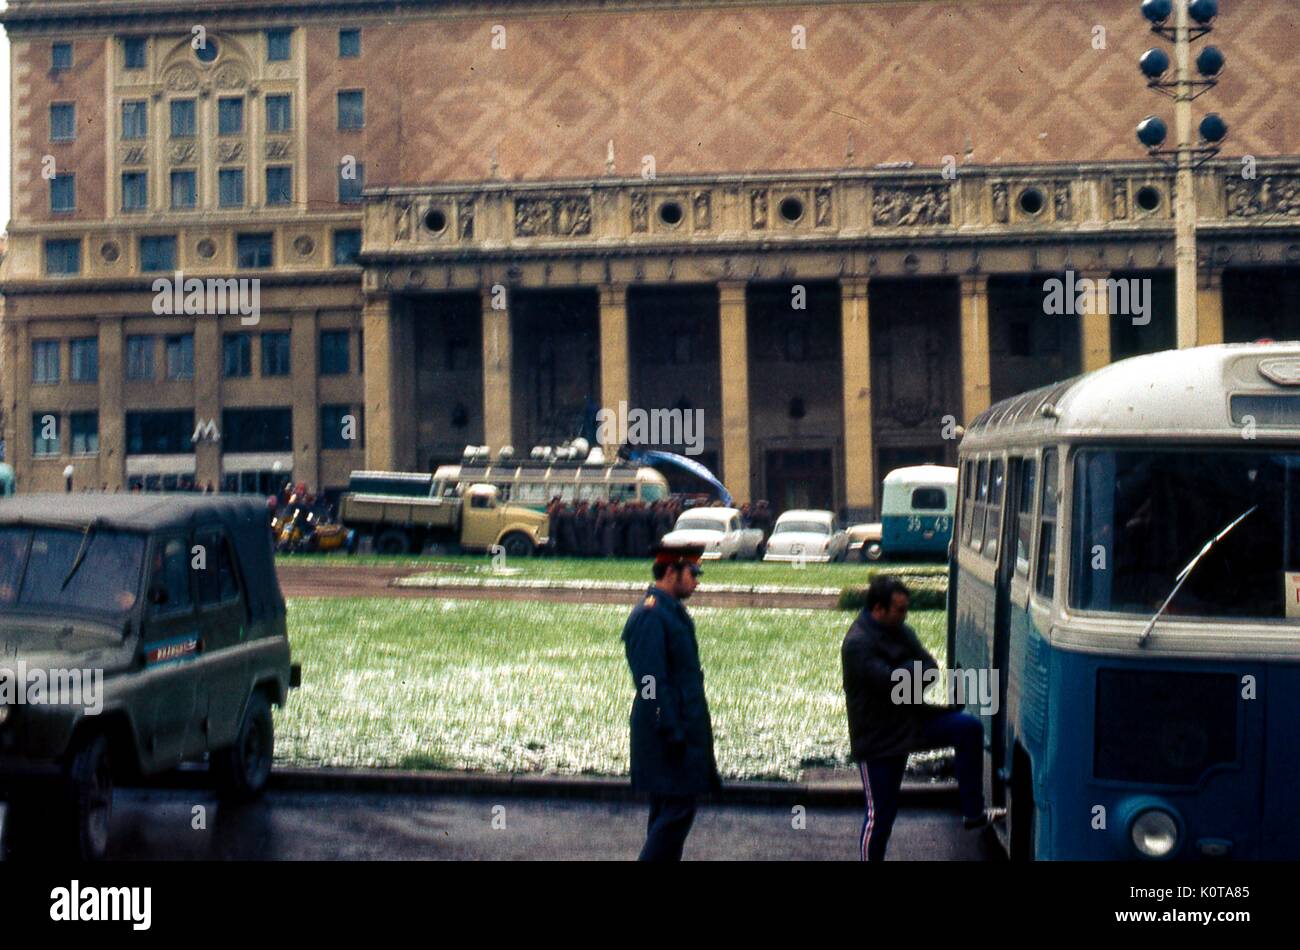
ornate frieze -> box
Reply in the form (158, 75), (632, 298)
(630, 192), (648, 232)
(814, 186), (832, 227)
(872, 184), (951, 227)
(266, 139), (292, 160)
(750, 189), (768, 229)
(217, 141), (244, 163)
(692, 190), (711, 230)
(514, 195), (592, 237)
(1054, 182), (1072, 221)
(991, 183), (1009, 223)
(121, 146), (148, 166)
(164, 65), (199, 91)
(1112, 179), (1129, 220)
(1226, 175), (1300, 218)
(169, 142), (197, 164)
(458, 199), (475, 240)
(394, 200), (414, 240)
(214, 63), (248, 90)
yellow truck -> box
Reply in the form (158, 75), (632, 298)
(339, 471), (549, 556)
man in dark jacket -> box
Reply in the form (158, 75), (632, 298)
(841, 575), (1001, 861)
(621, 541), (720, 860)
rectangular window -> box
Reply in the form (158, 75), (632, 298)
(44, 239), (80, 276)
(126, 335), (155, 380)
(960, 460), (976, 546)
(320, 330), (350, 375)
(33, 413), (60, 457)
(219, 168), (245, 207)
(50, 103), (75, 142)
(237, 233), (273, 269)
(338, 163), (364, 203)
(122, 36), (146, 69)
(1035, 449), (1059, 599)
(321, 405), (356, 450)
(122, 172), (148, 212)
(339, 29), (361, 58)
(70, 338), (98, 383)
(32, 341), (60, 384)
(261, 331), (291, 376)
(333, 228), (361, 266)
(50, 173), (75, 212)
(337, 90), (364, 129)
(983, 458), (1005, 563)
(265, 93), (292, 132)
(222, 408), (292, 453)
(121, 100), (147, 139)
(170, 98), (196, 137)
(140, 235), (176, 272)
(970, 458), (988, 553)
(223, 333), (252, 378)
(165, 334), (194, 380)
(1015, 459), (1038, 579)
(170, 170), (197, 209)
(265, 165), (292, 205)
(71, 412), (99, 455)
(266, 28), (292, 62)
(52, 42), (72, 72)
(218, 97), (244, 135)
(126, 410), (194, 455)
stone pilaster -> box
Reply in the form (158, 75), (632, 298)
(481, 287), (513, 453)
(718, 281), (750, 505)
(840, 277), (875, 519)
(960, 274), (991, 422)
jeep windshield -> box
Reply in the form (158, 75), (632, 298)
(0, 526), (146, 618)
(1070, 448), (1300, 619)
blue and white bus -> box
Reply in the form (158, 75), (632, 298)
(880, 464), (956, 561)
(949, 342), (1300, 860)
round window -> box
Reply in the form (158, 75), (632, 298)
(194, 39), (219, 63)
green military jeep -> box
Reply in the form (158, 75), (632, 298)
(0, 495), (300, 860)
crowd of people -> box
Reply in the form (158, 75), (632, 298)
(544, 496), (775, 557)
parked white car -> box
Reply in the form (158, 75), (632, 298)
(762, 509), (849, 562)
(660, 507), (764, 560)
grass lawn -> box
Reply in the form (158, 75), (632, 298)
(275, 596), (947, 781)
(277, 552), (943, 590)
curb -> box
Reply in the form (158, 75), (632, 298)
(147, 765), (959, 808)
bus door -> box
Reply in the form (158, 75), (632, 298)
(988, 455), (1022, 808)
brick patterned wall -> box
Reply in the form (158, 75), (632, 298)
(13, 36), (108, 221)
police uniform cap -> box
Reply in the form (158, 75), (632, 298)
(650, 541), (705, 571)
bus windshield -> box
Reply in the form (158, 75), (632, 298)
(1071, 448), (1300, 619)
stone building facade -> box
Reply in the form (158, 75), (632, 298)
(3, 0), (1299, 517)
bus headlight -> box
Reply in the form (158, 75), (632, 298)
(1131, 808), (1179, 858)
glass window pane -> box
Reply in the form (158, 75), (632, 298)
(333, 229), (361, 265)
(219, 168), (245, 207)
(265, 165), (292, 205)
(170, 98), (196, 137)
(122, 37), (146, 69)
(51, 173), (75, 212)
(266, 94), (292, 132)
(126, 336), (155, 380)
(121, 100), (147, 139)
(339, 30), (361, 58)
(237, 233), (272, 268)
(218, 97), (244, 135)
(50, 103), (75, 141)
(140, 235), (176, 272)
(122, 172), (147, 211)
(267, 29), (291, 62)
(170, 170), (196, 209)
(337, 90), (363, 129)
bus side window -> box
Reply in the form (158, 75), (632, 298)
(1015, 459), (1037, 578)
(971, 459), (989, 552)
(1035, 449), (1059, 599)
(983, 458), (1004, 562)
(960, 460), (977, 546)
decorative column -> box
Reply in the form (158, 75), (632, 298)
(1197, 268), (1225, 345)
(840, 277), (875, 519)
(362, 294), (398, 470)
(480, 285), (513, 453)
(598, 283), (629, 450)
(1078, 270), (1113, 373)
(96, 316), (126, 490)
(292, 309), (320, 489)
(193, 315), (222, 489)
(718, 281), (750, 505)
(960, 274), (992, 422)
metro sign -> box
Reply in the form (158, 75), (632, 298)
(1259, 358), (1300, 386)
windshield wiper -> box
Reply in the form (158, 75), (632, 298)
(1138, 505), (1257, 646)
(61, 520), (99, 591)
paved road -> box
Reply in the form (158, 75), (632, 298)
(276, 564), (841, 608)
(95, 788), (1000, 861)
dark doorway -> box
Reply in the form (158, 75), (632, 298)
(1223, 268), (1300, 342)
(510, 288), (601, 450)
(1109, 270), (1175, 360)
(411, 292), (483, 470)
(989, 274), (1081, 402)
(765, 448), (834, 513)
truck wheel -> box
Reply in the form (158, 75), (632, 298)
(862, 542), (884, 562)
(212, 692), (274, 802)
(65, 733), (113, 861)
(375, 528), (411, 555)
(500, 532), (534, 559)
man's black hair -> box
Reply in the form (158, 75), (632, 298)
(865, 575), (910, 612)
(652, 560), (671, 581)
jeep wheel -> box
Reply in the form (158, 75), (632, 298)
(375, 528), (411, 555)
(213, 691), (274, 802)
(500, 532), (534, 559)
(66, 733), (113, 861)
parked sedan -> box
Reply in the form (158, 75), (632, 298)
(660, 507), (764, 560)
(762, 509), (849, 562)
(846, 522), (884, 562)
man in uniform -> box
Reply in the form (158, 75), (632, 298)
(621, 541), (720, 860)
(842, 575), (1002, 861)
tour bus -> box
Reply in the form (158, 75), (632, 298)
(349, 458), (670, 510)
(949, 342), (1300, 860)
(879, 464), (957, 560)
